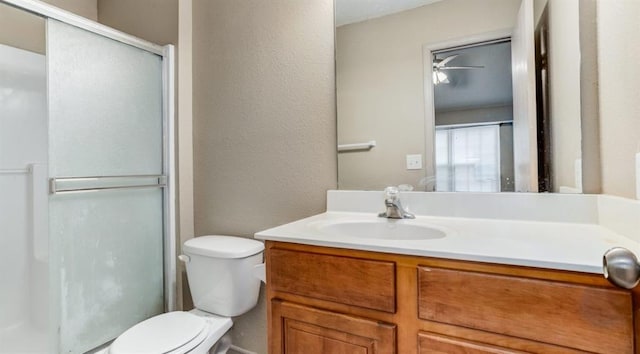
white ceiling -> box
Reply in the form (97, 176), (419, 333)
(335, 0), (443, 27)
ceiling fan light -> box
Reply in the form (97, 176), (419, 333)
(433, 71), (449, 85)
(439, 72), (449, 83)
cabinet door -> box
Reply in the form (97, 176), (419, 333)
(271, 300), (396, 354)
(418, 332), (526, 354)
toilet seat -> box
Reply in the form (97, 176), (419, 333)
(109, 311), (232, 354)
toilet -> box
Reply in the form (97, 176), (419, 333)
(108, 235), (265, 354)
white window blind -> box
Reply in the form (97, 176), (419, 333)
(435, 124), (501, 192)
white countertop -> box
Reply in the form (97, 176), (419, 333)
(255, 211), (640, 274)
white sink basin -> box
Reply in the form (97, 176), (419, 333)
(318, 220), (447, 240)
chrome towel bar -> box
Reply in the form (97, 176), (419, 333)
(337, 140), (376, 152)
(49, 175), (167, 195)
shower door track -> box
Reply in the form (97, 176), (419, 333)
(0, 0), (177, 312)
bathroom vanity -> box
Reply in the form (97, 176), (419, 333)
(265, 241), (634, 353)
(256, 191), (640, 354)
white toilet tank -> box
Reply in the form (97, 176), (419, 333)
(182, 235), (264, 317)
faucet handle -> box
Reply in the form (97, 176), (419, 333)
(380, 186), (415, 219)
(384, 186), (399, 200)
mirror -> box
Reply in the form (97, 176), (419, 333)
(336, 0), (583, 193)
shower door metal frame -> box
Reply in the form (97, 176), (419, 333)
(0, 0), (177, 312)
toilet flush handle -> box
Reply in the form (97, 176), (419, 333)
(178, 254), (190, 263)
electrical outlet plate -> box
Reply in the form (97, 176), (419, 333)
(406, 154), (422, 170)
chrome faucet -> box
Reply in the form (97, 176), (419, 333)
(378, 186), (415, 219)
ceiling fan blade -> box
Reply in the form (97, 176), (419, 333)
(439, 65), (485, 70)
(437, 54), (459, 68)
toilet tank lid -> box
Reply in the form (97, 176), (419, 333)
(183, 235), (264, 259)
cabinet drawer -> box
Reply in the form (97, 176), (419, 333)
(269, 248), (396, 312)
(417, 267), (633, 353)
(418, 332), (526, 354)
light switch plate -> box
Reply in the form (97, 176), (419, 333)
(406, 154), (422, 170)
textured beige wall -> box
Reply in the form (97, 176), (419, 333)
(597, 0), (640, 199)
(0, 0), (97, 54)
(548, 0), (582, 192)
(97, 0), (178, 46)
(0, 3), (45, 53)
(192, 0), (336, 352)
(46, 0), (97, 20)
(336, 0), (520, 191)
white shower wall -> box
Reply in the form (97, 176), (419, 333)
(0, 43), (48, 352)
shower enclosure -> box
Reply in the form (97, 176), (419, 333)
(0, 1), (175, 353)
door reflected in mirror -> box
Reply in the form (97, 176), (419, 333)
(432, 40), (514, 192)
(336, 0), (582, 193)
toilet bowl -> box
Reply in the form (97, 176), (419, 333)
(108, 236), (264, 354)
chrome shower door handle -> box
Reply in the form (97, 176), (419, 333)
(603, 247), (640, 289)
(49, 175), (167, 194)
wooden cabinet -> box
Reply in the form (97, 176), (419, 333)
(266, 241), (637, 354)
(271, 300), (396, 354)
(269, 248), (396, 312)
(418, 266), (633, 353)
(418, 332), (527, 354)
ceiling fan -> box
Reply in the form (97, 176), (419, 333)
(432, 54), (484, 85)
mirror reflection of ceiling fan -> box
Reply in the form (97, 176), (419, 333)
(432, 54), (484, 85)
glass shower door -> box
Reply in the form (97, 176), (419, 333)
(47, 19), (166, 353)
